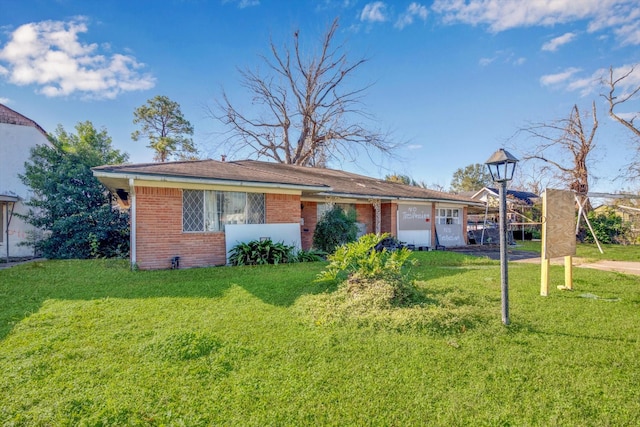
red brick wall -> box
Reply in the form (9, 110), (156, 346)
(300, 201), (318, 250)
(355, 203), (374, 234)
(134, 188), (303, 269)
(135, 186), (227, 270)
(380, 202), (397, 237)
(266, 193), (301, 223)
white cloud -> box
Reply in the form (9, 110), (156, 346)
(539, 67), (582, 87)
(540, 64), (640, 97)
(542, 32), (577, 52)
(513, 57), (526, 66)
(222, 0), (260, 7)
(0, 18), (155, 99)
(0, 97), (10, 104)
(395, 3), (428, 29)
(479, 57), (495, 66)
(432, 0), (640, 45)
(360, 2), (387, 23)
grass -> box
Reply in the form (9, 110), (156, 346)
(513, 240), (640, 262)
(1, 250), (639, 425)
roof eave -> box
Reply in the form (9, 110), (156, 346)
(92, 170), (330, 192)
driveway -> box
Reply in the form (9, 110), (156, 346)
(448, 246), (640, 276)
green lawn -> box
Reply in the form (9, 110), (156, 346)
(1, 251), (639, 426)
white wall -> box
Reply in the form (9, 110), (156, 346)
(1, 123), (50, 258)
(224, 223), (302, 263)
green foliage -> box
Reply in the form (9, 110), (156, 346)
(312, 205), (358, 253)
(228, 238), (295, 265)
(294, 248), (327, 262)
(584, 208), (632, 244)
(450, 163), (493, 193)
(319, 233), (414, 282)
(132, 95), (197, 162)
(2, 254), (640, 425)
(147, 331), (221, 361)
(19, 122), (130, 259)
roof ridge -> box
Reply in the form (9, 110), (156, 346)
(0, 103), (48, 137)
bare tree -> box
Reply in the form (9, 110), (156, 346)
(517, 102), (599, 211)
(210, 18), (393, 167)
(602, 65), (640, 179)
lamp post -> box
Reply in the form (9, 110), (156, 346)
(485, 148), (519, 325)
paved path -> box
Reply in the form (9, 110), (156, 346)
(448, 247), (640, 276)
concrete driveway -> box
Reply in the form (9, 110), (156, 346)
(448, 246), (640, 276)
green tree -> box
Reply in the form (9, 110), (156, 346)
(132, 95), (196, 162)
(20, 122), (130, 259)
(450, 163), (493, 193)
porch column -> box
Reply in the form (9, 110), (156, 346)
(369, 199), (381, 234)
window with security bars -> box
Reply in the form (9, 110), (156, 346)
(183, 190), (265, 232)
(436, 208), (460, 225)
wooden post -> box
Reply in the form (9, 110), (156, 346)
(563, 256), (573, 290)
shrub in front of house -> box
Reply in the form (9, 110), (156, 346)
(228, 240), (325, 266)
(228, 239), (295, 265)
(312, 205), (358, 253)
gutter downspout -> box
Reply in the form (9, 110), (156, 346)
(129, 179), (136, 270)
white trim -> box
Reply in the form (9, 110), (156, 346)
(129, 178), (136, 269)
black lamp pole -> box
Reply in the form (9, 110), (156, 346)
(485, 149), (519, 325)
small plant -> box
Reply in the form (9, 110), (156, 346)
(312, 206), (358, 253)
(228, 238), (295, 266)
(294, 249), (327, 263)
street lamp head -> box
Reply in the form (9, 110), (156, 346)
(485, 148), (519, 183)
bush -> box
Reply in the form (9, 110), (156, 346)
(318, 233), (414, 283)
(312, 206), (358, 253)
(228, 239), (295, 266)
(584, 208), (632, 244)
(294, 249), (327, 262)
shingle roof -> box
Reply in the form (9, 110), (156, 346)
(0, 103), (48, 136)
(94, 159), (481, 205)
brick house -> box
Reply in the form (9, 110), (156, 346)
(93, 159), (483, 269)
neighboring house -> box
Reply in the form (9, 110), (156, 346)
(0, 104), (50, 260)
(468, 187), (541, 243)
(93, 160), (484, 269)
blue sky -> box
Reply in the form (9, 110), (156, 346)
(1, 0), (639, 192)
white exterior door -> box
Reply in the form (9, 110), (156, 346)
(397, 204), (431, 247)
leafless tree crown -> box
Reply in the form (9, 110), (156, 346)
(211, 18), (393, 167)
(601, 65), (640, 179)
(517, 102), (599, 209)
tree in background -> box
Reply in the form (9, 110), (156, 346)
(517, 102), (598, 211)
(20, 122), (130, 259)
(450, 163), (493, 193)
(132, 95), (197, 162)
(602, 65), (640, 179)
(212, 18), (394, 167)
(384, 174), (427, 188)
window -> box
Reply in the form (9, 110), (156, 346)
(183, 190), (265, 232)
(436, 208), (460, 225)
